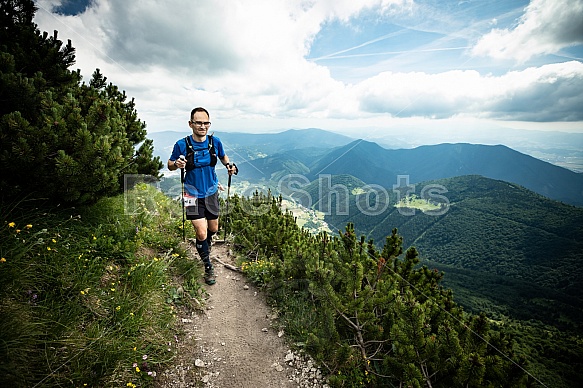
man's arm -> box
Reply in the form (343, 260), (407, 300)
(219, 155), (230, 167)
(219, 156), (236, 175)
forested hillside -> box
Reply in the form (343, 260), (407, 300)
(300, 174), (583, 331)
(228, 192), (582, 387)
(0, 3), (195, 386)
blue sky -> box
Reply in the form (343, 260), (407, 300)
(309, 1), (583, 83)
(34, 0), (583, 145)
(309, 1), (528, 77)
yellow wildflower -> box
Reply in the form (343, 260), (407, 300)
(116, 306), (121, 311)
(8, 222), (15, 227)
(135, 366), (140, 372)
(25, 224), (32, 229)
(0, 258), (6, 263)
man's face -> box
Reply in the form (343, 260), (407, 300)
(190, 111), (210, 137)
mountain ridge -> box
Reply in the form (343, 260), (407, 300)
(308, 140), (583, 206)
(150, 128), (583, 206)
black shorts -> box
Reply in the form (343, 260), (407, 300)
(185, 192), (220, 220)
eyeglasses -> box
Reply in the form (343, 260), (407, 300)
(191, 121), (211, 127)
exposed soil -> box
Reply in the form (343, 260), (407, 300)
(155, 241), (329, 388)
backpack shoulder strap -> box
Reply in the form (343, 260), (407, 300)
(208, 134), (217, 167)
(184, 135), (194, 152)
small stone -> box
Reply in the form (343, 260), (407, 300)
(262, 327), (268, 332)
(194, 359), (205, 367)
(243, 284), (249, 290)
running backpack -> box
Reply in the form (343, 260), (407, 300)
(184, 134), (217, 171)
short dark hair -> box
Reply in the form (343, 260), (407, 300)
(191, 107), (210, 120)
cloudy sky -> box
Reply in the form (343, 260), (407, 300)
(33, 0), (583, 141)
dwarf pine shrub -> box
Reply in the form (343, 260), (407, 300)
(231, 192), (529, 387)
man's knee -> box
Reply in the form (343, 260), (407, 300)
(191, 220), (208, 240)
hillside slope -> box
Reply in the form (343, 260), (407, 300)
(309, 174), (583, 330)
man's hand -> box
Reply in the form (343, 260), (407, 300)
(226, 163), (237, 176)
(173, 155), (186, 170)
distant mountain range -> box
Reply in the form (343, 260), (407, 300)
(149, 128), (353, 163)
(308, 139), (583, 206)
(150, 128), (583, 332)
(149, 128), (583, 206)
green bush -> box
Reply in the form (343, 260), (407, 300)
(231, 192), (530, 387)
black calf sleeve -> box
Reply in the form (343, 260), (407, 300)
(195, 239), (211, 268)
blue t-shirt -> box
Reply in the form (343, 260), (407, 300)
(170, 135), (226, 198)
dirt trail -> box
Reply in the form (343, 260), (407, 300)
(155, 242), (329, 388)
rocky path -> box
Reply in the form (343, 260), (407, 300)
(155, 242), (329, 388)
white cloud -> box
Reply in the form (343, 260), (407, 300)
(354, 61), (583, 121)
(32, 0), (583, 134)
(472, 0), (583, 62)
(34, 0), (401, 126)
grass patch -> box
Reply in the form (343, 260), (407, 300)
(394, 194), (442, 212)
(0, 183), (205, 387)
